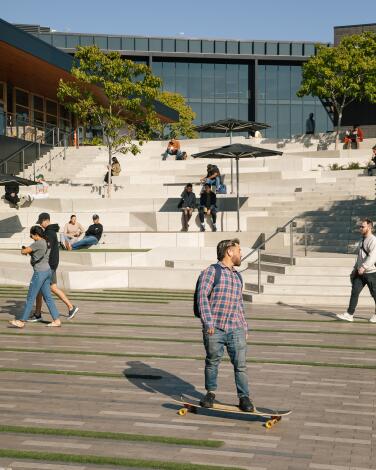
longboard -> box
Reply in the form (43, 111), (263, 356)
(173, 395), (291, 428)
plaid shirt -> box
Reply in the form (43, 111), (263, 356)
(197, 262), (248, 332)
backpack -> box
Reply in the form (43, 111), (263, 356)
(193, 263), (243, 318)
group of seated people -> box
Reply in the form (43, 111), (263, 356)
(344, 126), (364, 149)
(178, 163), (225, 232)
(60, 214), (103, 250)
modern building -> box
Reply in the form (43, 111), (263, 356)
(24, 26), (333, 139)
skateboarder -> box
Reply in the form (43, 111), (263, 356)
(196, 238), (254, 412)
(337, 218), (376, 323)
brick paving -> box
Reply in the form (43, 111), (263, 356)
(0, 295), (375, 470)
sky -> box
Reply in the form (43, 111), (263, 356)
(1, 0), (375, 43)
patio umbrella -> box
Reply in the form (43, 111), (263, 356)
(192, 144), (283, 232)
(0, 174), (37, 186)
(194, 119), (270, 193)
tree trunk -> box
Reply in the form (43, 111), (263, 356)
(107, 141), (112, 199)
(335, 111), (343, 151)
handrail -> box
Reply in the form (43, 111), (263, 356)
(241, 216), (297, 265)
(239, 216), (298, 294)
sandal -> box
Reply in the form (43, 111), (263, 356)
(8, 319), (25, 328)
(47, 320), (61, 327)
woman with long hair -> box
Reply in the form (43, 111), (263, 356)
(9, 225), (61, 328)
(60, 214), (84, 250)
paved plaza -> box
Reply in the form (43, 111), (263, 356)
(0, 289), (375, 470)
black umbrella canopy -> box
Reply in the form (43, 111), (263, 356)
(192, 143), (283, 159)
(192, 144), (282, 232)
(194, 118), (270, 133)
(0, 174), (37, 186)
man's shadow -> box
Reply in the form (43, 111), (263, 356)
(123, 361), (201, 400)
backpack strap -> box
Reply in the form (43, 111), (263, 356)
(211, 263), (243, 289)
(361, 240), (369, 257)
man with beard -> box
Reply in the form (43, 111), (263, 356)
(196, 238), (254, 412)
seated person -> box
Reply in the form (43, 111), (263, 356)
(367, 146), (376, 176)
(104, 157), (121, 183)
(32, 174), (49, 200)
(60, 214), (85, 250)
(4, 183), (20, 207)
(179, 183), (197, 232)
(344, 126), (364, 149)
(200, 164), (221, 189)
(72, 214), (103, 250)
(199, 183), (217, 232)
(162, 138), (184, 160)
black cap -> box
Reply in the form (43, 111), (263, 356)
(92, 214), (99, 220)
(36, 212), (50, 224)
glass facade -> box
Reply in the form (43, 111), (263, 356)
(256, 64), (332, 138)
(152, 61), (249, 126)
(35, 31), (333, 138)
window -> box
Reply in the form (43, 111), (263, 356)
(291, 43), (303, 56)
(176, 39), (188, 53)
(189, 40), (201, 53)
(39, 34), (52, 45)
(16, 89), (29, 107)
(239, 42), (252, 55)
(66, 35), (79, 48)
(80, 35), (94, 46)
(149, 38), (162, 51)
(52, 34), (66, 48)
(135, 38), (148, 51)
(46, 100), (57, 116)
(189, 63), (202, 99)
(304, 43), (316, 56)
(278, 43), (290, 55)
(94, 36), (108, 49)
(215, 41), (226, 54)
(122, 37), (135, 50)
(226, 41), (238, 54)
(108, 36), (121, 50)
(266, 42), (278, 55)
(253, 42), (265, 55)
(202, 40), (214, 53)
(162, 39), (175, 52)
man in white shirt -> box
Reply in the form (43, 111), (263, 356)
(337, 218), (376, 323)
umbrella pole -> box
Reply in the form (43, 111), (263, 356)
(236, 157), (240, 232)
(230, 132), (233, 194)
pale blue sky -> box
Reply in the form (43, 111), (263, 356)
(1, 0), (375, 42)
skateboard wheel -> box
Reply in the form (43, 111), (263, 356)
(178, 408), (188, 416)
(265, 420), (273, 429)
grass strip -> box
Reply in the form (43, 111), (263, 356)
(0, 425), (223, 448)
(0, 449), (241, 470)
(1, 356), (376, 375)
(0, 295), (168, 304)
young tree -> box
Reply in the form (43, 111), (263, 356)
(297, 32), (376, 148)
(155, 91), (197, 139)
(57, 46), (162, 197)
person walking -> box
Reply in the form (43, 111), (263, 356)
(337, 218), (376, 323)
(9, 226), (61, 328)
(28, 213), (79, 322)
(196, 238), (254, 412)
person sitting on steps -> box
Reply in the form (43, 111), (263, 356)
(199, 183), (217, 232)
(179, 183), (197, 232)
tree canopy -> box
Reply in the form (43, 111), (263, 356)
(57, 45), (162, 157)
(155, 91), (197, 140)
(297, 32), (376, 139)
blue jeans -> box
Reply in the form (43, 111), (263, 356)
(203, 327), (249, 398)
(71, 236), (98, 250)
(162, 149), (183, 160)
(19, 269), (60, 321)
(206, 176), (221, 188)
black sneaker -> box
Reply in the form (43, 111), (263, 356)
(239, 396), (255, 412)
(68, 306), (79, 320)
(27, 313), (42, 322)
(200, 392), (215, 408)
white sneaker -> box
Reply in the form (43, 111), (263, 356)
(369, 314), (376, 323)
(336, 312), (354, 322)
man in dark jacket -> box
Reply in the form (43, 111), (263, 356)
(199, 184), (217, 232)
(28, 212), (79, 322)
(72, 214), (103, 250)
